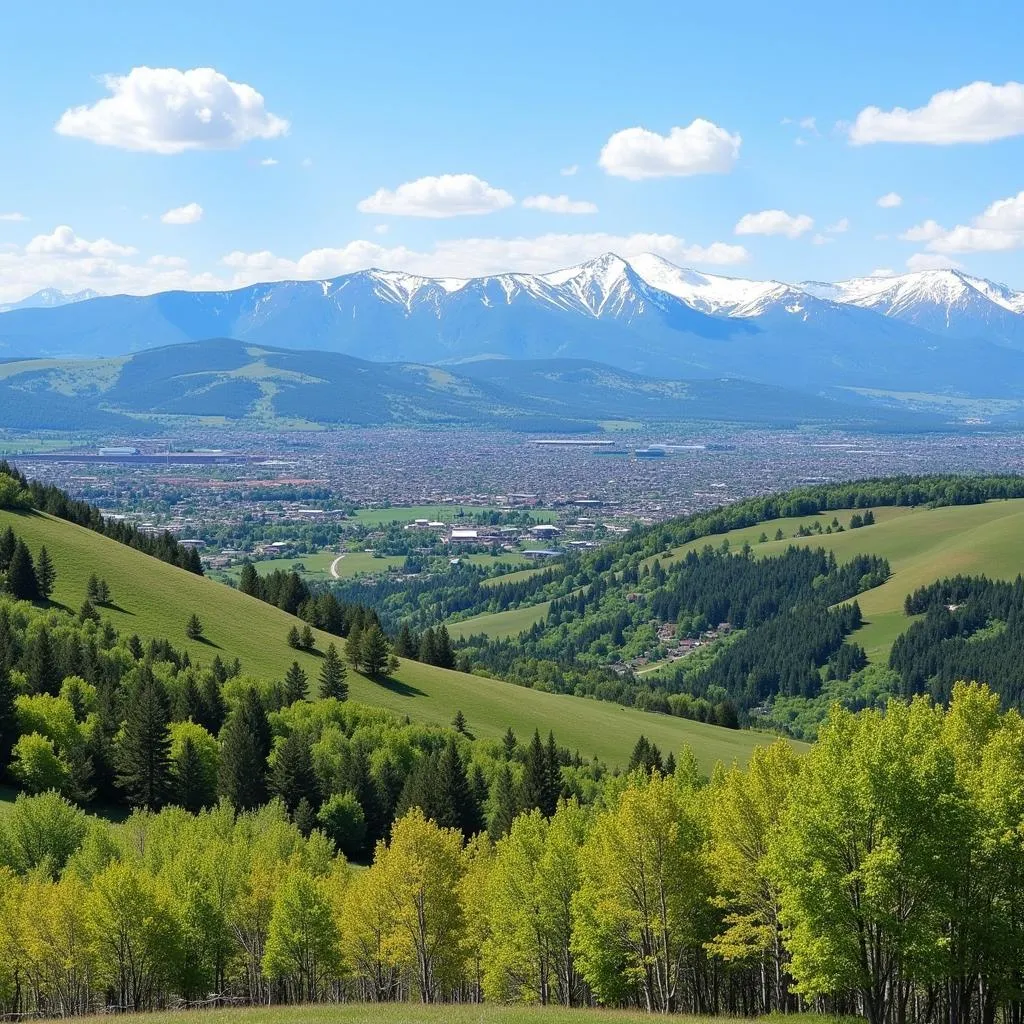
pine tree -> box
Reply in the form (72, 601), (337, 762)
(361, 625), (390, 677)
(501, 726), (518, 760)
(174, 736), (211, 812)
(6, 541), (39, 601)
(435, 625), (455, 669)
(181, 675), (204, 722)
(287, 625), (301, 649)
(395, 622), (417, 658)
(238, 562), (261, 597)
(86, 573), (101, 601)
(292, 796), (318, 837)
(35, 546), (55, 600)
(318, 643), (348, 700)
(545, 731), (563, 811)
(283, 661), (308, 704)
(0, 527), (15, 571)
(489, 763), (519, 840)
(95, 578), (111, 605)
(345, 624), (363, 670)
(300, 625), (315, 651)
(345, 746), (386, 854)
(418, 627), (438, 665)
(27, 626), (58, 695)
(218, 688), (271, 810)
(198, 674), (226, 733)
(664, 751), (677, 775)
(269, 730), (320, 813)
(452, 709), (467, 734)
(520, 729), (557, 817)
(436, 735), (483, 839)
(116, 670), (172, 809)
(128, 634), (144, 660)
(185, 613), (204, 641)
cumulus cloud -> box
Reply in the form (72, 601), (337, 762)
(877, 192), (903, 208)
(901, 191), (1024, 254)
(55, 66), (289, 154)
(599, 119), (741, 179)
(850, 81), (1024, 144)
(357, 174), (515, 218)
(0, 212), (28, 222)
(734, 210), (814, 239)
(222, 231), (749, 285)
(160, 202), (203, 225)
(25, 225), (136, 258)
(521, 194), (598, 215)
(828, 217), (850, 233)
(870, 268), (895, 278)
(906, 252), (962, 271)
(560, 165), (579, 176)
(260, 157), (278, 166)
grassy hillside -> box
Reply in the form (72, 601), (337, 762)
(0, 508), (777, 769)
(650, 500), (1024, 662)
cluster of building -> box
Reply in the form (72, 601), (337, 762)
(616, 621), (733, 675)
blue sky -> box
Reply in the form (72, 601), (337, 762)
(1, 0), (1023, 301)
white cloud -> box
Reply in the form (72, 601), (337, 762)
(899, 219), (944, 242)
(0, 212), (28, 222)
(55, 66), (289, 154)
(877, 191), (903, 208)
(357, 174), (515, 218)
(25, 225), (136, 258)
(901, 191), (1024, 254)
(373, 224), (389, 235)
(560, 165), (578, 176)
(734, 209), (814, 238)
(148, 254), (189, 268)
(221, 231), (749, 286)
(260, 157), (278, 166)
(160, 202), (203, 225)
(811, 233), (832, 245)
(870, 268), (895, 278)
(794, 137), (808, 147)
(850, 81), (1024, 145)
(522, 194), (598, 215)
(799, 116), (818, 133)
(599, 119), (741, 179)
(906, 252), (962, 271)
(827, 217), (850, 234)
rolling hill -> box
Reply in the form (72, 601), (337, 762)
(0, 506), (775, 770)
(0, 338), (929, 430)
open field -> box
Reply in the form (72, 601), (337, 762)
(0, 509), (779, 769)
(481, 565), (550, 587)
(448, 601), (554, 640)
(56, 1006), (747, 1024)
(653, 500), (1024, 662)
(225, 551), (406, 582)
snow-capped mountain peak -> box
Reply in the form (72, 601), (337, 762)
(0, 287), (100, 313)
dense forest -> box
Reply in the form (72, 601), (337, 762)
(0, 685), (1022, 1024)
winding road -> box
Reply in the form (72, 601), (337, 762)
(329, 554), (347, 579)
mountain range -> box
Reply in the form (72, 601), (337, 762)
(3, 255), (1024, 397)
(0, 339), (939, 432)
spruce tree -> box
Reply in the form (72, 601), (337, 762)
(361, 625), (389, 677)
(452, 709), (467, 734)
(319, 643), (348, 700)
(545, 731), (563, 811)
(6, 541), (39, 601)
(489, 763), (519, 840)
(345, 746), (386, 854)
(198, 674), (227, 734)
(86, 574), (100, 601)
(418, 627), (437, 665)
(27, 626), (58, 695)
(300, 625), (315, 652)
(0, 527), (15, 571)
(218, 688), (271, 810)
(436, 736), (483, 839)
(116, 670), (172, 809)
(181, 675), (204, 723)
(35, 546), (55, 600)
(395, 622), (416, 658)
(292, 797), (318, 837)
(519, 729), (554, 816)
(95, 578), (111, 605)
(501, 726), (518, 760)
(269, 730), (320, 813)
(435, 625), (455, 669)
(174, 736), (211, 812)
(238, 562), (261, 597)
(185, 613), (204, 641)
(287, 625), (301, 649)
(345, 623), (363, 670)
(283, 661), (308, 704)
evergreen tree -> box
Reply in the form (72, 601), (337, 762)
(545, 731), (564, 809)
(0, 527), (15, 571)
(520, 729), (558, 817)
(185, 614), (204, 641)
(180, 675), (204, 723)
(127, 633), (144, 660)
(628, 735), (664, 774)
(95, 578), (111, 605)
(664, 751), (677, 775)
(116, 671), (172, 809)
(218, 688), (271, 810)
(174, 736), (211, 812)
(27, 626), (58, 695)
(86, 574), (100, 601)
(452, 709), (467, 733)
(395, 622), (417, 658)
(283, 661), (308, 704)
(502, 726), (518, 760)
(35, 546), (55, 600)
(361, 625), (390, 677)
(269, 730), (320, 813)
(318, 643), (348, 700)
(436, 735), (483, 839)
(435, 625), (455, 669)
(287, 625), (301, 649)
(300, 625), (315, 651)
(6, 541), (39, 601)
(418, 627), (438, 665)
(345, 623), (363, 670)
(198, 674), (226, 734)
(238, 562), (261, 597)
(78, 599), (100, 624)
(292, 796), (318, 837)
(489, 763), (519, 840)
(345, 745), (386, 854)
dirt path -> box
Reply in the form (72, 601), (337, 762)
(329, 554), (347, 579)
